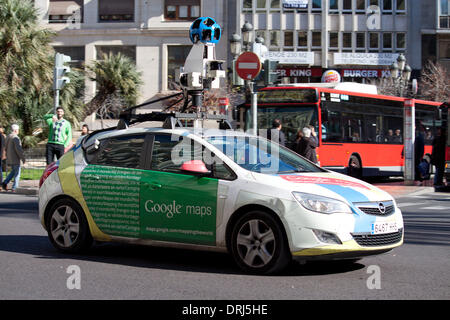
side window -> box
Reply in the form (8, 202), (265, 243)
(151, 134), (183, 172)
(416, 104), (439, 146)
(342, 112), (364, 143)
(92, 135), (146, 169)
(212, 162), (236, 181)
(151, 134), (202, 173)
(321, 103), (343, 143)
(151, 134), (236, 180)
(383, 106), (403, 144)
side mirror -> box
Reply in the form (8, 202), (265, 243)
(180, 160), (211, 176)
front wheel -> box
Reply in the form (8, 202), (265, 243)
(46, 198), (93, 253)
(230, 211), (291, 274)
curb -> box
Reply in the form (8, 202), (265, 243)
(15, 187), (39, 196)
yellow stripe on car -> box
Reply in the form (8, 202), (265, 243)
(292, 238), (403, 256)
(57, 151), (111, 241)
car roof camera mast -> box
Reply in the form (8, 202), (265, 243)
(114, 17), (228, 131)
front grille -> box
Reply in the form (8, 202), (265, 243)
(358, 205), (395, 216)
(352, 229), (403, 247)
(355, 201), (395, 216)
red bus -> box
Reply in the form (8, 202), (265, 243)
(237, 83), (443, 178)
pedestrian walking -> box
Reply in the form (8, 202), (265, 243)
(44, 107), (72, 165)
(414, 127), (425, 183)
(431, 127), (446, 187)
(2, 124), (25, 192)
(267, 119), (286, 146)
(297, 127), (318, 164)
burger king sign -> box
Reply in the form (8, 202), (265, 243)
(322, 70), (341, 83)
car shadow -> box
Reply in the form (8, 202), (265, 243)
(0, 234), (365, 277)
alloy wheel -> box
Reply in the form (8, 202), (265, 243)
(50, 205), (80, 248)
(236, 219), (276, 268)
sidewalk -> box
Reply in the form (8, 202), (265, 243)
(7, 180), (40, 196)
(374, 182), (435, 199)
(6, 178), (439, 199)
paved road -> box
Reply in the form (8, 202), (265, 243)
(0, 191), (449, 301)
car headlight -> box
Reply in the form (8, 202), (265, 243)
(292, 192), (353, 214)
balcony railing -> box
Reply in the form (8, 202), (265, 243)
(440, 16), (450, 29)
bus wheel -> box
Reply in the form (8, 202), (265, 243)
(348, 155), (362, 179)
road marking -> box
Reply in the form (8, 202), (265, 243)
(397, 202), (425, 208)
(420, 206), (449, 211)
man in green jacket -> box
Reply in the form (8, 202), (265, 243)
(44, 107), (72, 165)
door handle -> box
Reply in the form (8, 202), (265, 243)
(142, 181), (162, 189)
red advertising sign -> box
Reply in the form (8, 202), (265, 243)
(276, 67), (322, 78)
(236, 51), (262, 80)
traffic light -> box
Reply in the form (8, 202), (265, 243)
(263, 59), (279, 86)
(53, 53), (71, 90)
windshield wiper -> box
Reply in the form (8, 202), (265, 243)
(277, 169), (306, 173)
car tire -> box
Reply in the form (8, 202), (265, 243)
(230, 211), (291, 274)
(46, 198), (93, 253)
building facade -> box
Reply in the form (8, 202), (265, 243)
(34, 0), (449, 117)
(34, 0), (228, 109)
(230, 0), (441, 84)
(419, 0), (450, 71)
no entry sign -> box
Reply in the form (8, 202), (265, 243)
(236, 51), (262, 80)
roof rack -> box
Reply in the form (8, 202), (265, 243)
(117, 111), (233, 130)
(115, 90), (233, 130)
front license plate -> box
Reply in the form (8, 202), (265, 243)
(371, 221), (398, 235)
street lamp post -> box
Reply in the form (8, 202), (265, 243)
(390, 54), (416, 184)
(230, 21), (262, 135)
(390, 53), (412, 97)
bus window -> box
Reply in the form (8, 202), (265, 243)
(342, 114), (363, 142)
(416, 103), (441, 146)
(321, 104), (343, 143)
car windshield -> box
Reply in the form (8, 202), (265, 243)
(206, 135), (323, 174)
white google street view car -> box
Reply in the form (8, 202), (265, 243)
(39, 114), (403, 274)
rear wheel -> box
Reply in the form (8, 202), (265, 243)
(46, 198), (92, 253)
(230, 211), (291, 274)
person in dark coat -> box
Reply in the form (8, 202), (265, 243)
(414, 128), (425, 182)
(267, 119), (286, 146)
(431, 127), (446, 187)
(297, 127), (318, 164)
(0, 126), (5, 186)
(294, 130), (304, 154)
(2, 124), (25, 192)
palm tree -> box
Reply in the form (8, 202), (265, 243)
(0, 0), (55, 134)
(82, 52), (143, 120)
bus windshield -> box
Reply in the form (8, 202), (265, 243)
(245, 105), (319, 148)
